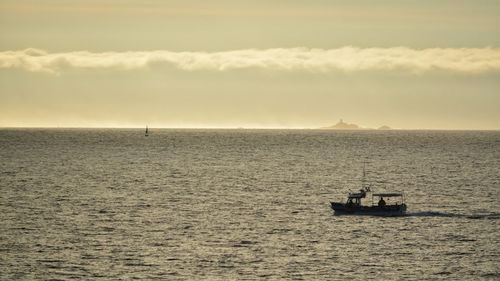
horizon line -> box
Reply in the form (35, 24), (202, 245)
(1, 126), (499, 131)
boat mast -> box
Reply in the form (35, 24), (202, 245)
(362, 162), (365, 189)
(362, 161), (370, 192)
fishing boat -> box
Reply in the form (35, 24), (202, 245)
(330, 166), (407, 216)
(145, 126), (149, 137)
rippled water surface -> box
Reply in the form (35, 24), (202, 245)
(1, 129), (499, 280)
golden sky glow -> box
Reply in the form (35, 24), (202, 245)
(1, 0), (500, 129)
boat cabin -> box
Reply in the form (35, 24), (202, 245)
(346, 189), (366, 207)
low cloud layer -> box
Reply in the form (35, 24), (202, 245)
(1, 47), (499, 74)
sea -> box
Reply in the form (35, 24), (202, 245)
(1, 129), (499, 280)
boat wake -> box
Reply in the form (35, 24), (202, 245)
(405, 211), (500, 220)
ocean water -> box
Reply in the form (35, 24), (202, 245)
(1, 129), (499, 280)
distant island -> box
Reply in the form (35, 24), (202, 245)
(377, 125), (392, 130)
(322, 119), (360, 129)
(321, 119), (392, 130)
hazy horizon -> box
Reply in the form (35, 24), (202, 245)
(2, 125), (500, 131)
(1, 0), (500, 130)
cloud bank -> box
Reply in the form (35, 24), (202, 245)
(1, 47), (499, 74)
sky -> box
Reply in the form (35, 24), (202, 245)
(1, 0), (500, 129)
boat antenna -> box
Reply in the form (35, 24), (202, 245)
(362, 162), (370, 192)
(362, 162), (365, 187)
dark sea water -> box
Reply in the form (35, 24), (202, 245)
(1, 129), (499, 280)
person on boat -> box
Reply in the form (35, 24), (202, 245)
(378, 197), (386, 207)
(359, 189), (366, 198)
(347, 199), (354, 207)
